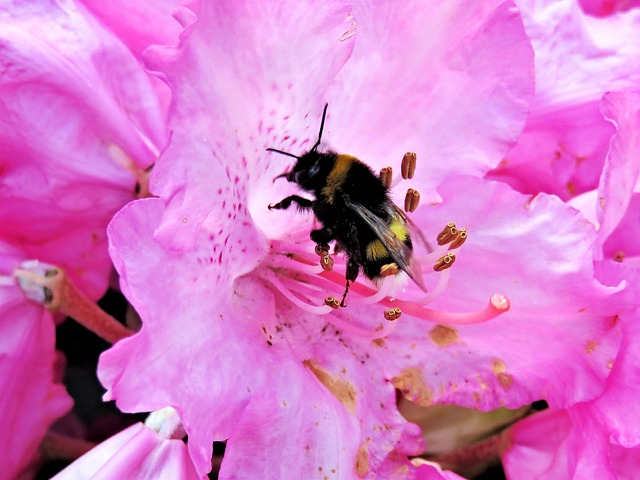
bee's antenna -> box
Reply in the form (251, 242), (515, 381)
(311, 103), (329, 151)
(266, 148), (299, 159)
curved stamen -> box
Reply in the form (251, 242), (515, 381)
(264, 271), (333, 315)
(396, 293), (510, 325)
(412, 268), (451, 304)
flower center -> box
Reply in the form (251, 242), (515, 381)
(260, 153), (509, 338)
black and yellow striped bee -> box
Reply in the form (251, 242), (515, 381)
(268, 105), (425, 306)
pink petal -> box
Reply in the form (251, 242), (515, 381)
(489, 0), (640, 199)
(383, 176), (620, 410)
(101, 199), (426, 477)
(0, 0), (166, 297)
(595, 91), (640, 259)
(0, 244), (72, 480)
(143, 0), (356, 250)
(579, 0), (640, 16)
(326, 0), (534, 186)
(78, 0), (182, 59)
(52, 422), (201, 480)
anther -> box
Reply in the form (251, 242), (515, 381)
(315, 244), (330, 256)
(404, 188), (420, 213)
(380, 263), (399, 277)
(448, 228), (467, 250)
(320, 253), (334, 272)
(433, 253), (456, 271)
(380, 167), (393, 188)
(384, 307), (402, 321)
(401, 152), (417, 179)
(437, 223), (457, 245)
(324, 296), (340, 309)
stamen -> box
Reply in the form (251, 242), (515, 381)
(413, 268), (451, 304)
(324, 296), (340, 309)
(380, 263), (399, 277)
(401, 152), (417, 179)
(320, 253), (334, 272)
(264, 271), (333, 315)
(404, 188), (420, 213)
(379, 166), (393, 189)
(449, 228), (467, 250)
(437, 223), (458, 245)
(384, 307), (402, 321)
(14, 261), (133, 344)
(315, 244), (330, 256)
(433, 253), (456, 271)
(397, 293), (511, 325)
(324, 312), (400, 339)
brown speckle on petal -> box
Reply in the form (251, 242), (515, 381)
(392, 368), (433, 405)
(303, 359), (357, 413)
(428, 325), (459, 348)
(355, 444), (369, 477)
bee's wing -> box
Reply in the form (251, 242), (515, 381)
(344, 198), (427, 292)
(392, 204), (434, 254)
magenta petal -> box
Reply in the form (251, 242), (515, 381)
(1, 244), (72, 479)
(326, 0), (535, 184)
(52, 422), (201, 480)
(383, 176), (620, 410)
(144, 0), (355, 250)
(579, 0), (640, 16)
(595, 91), (640, 259)
(489, 1), (640, 199)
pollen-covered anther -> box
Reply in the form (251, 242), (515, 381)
(384, 307), (402, 321)
(404, 188), (420, 213)
(433, 253), (456, 271)
(380, 262), (399, 277)
(324, 296), (340, 309)
(315, 244), (330, 256)
(448, 228), (467, 250)
(401, 152), (417, 179)
(379, 166), (393, 188)
(320, 253), (334, 272)
(436, 222), (457, 245)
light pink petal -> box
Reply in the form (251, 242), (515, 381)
(579, 0), (640, 16)
(382, 176), (620, 410)
(504, 405), (640, 479)
(144, 0), (355, 250)
(595, 91), (640, 259)
(591, 309), (640, 447)
(78, 0), (182, 59)
(0, 0), (166, 296)
(53, 422), (201, 480)
(0, 244), (72, 480)
(101, 199), (425, 477)
(324, 0), (534, 186)
(489, 0), (640, 199)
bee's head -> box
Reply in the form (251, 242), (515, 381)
(271, 149), (334, 191)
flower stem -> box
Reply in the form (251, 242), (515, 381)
(15, 264), (134, 344)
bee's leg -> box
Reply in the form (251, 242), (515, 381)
(268, 195), (313, 211)
(340, 258), (359, 307)
(310, 227), (334, 245)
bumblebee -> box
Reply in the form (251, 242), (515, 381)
(268, 104), (424, 307)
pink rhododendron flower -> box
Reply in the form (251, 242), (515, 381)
(0, 244), (73, 480)
(0, 0), (166, 475)
(488, 0), (640, 200)
(501, 90), (640, 478)
(80, 0), (629, 477)
(53, 407), (200, 479)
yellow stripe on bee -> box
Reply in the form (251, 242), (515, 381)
(389, 217), (408, 242)
(321, 154), (356, 203)
(366, 239), (389, 260)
